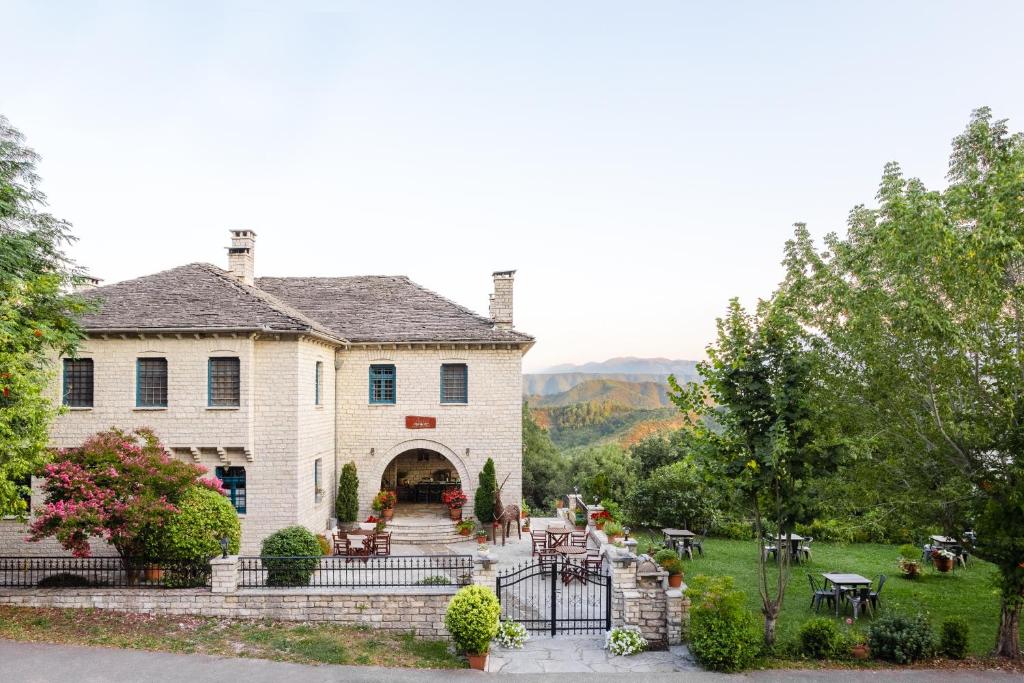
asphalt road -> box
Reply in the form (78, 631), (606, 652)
(0, 639), (1019, 682)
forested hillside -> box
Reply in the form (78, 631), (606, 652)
(527, 379), (670, 409)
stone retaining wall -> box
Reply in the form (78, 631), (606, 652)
(0, 587), (455, 637)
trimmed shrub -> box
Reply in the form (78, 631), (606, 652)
(867, 614), (935, 664)
(474, 459), (497, 527)
(686, 575), (762, 672)
(445, 585), (501, 655)
(150, 486), (241, 562)
(261, 526), (322, 587)
(652, 548), (678, 567)
(336, 461), (359, 524)
(939, 617), (969, 660)
(315, 534), (332, 556)
(797, 617), (844, 659)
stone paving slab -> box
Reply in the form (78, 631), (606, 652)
(487, 634), (698, 674)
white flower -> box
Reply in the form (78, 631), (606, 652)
(495, 620), (529, 649)
(605, 625), (647, 656)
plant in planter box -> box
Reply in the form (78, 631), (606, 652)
(653, 550), (684, 587)
(475, 524), (489, 542)
(457, 519), (475, 536)
(366, 515), (387, 533)
(445, 585), (501, 670)
(335, 461), (359, 528)
(442, 488), (468, 520)
(521, 517), (531, 532)
(591, 509), (612, 530)
(897, 544), (922, 578)
(604, 520), (624, 540)
(372, 490), (397, 520)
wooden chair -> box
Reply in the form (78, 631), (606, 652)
(570, 532), (587, 548)
(584, 549), (603, 572)
(332, 532), (349, 556)
(530, 530), (548, 557)
(538, 548), (558, 567)
(345, 533), (373, 563)
(373, 531), (391, 557)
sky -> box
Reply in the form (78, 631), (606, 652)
(4, 1), (1024, 372)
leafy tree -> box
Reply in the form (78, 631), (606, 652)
(781, 108), (1024, 659)
(336, 461), (359, 524)
(522, 403), (568, 511)
(27, 428), (224, 561)
(627, 459), (720, 530)
(565, 444), (633, 505)
(0, 115), (93, 516)
(474, 457), (497, 532)
(670, 299), (843, 647)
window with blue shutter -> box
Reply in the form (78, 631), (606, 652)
(136, 358), (168, 407)
(216, 466), (246, 514)
(315, 361), (323, 405)
(440, 363), (468, 404)
(369, 364), (396, 404)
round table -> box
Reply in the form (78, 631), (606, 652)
(546, 524), (572, 548)
(554, 546), (589, 584)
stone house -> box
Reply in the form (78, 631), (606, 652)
(2, 231), (532, 554)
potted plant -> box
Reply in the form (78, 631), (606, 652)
(556, 497), (564, 509)
(457, 519), (475, 536)
(372, 490), (397, 521)
(522, 517), (531, 532)
(932, 547), (955, 573)
(444, 585), (501, 670)
(520, 499), (531, 520)
(442, 488), (468, 521)
(653, 549), (683, 587)
(898, 544), (921, 578)
(591, 509), (611, 530)
(574, 509), (587, 531)
(604, 520), (624, 541)
(475, 525), (488, 543)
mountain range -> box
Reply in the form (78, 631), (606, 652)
(523, 357), (699, 396)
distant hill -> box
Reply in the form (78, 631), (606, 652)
(530, 403), (688, 449)
(528, 379), (671, 409)
(541, 357), (700, 377)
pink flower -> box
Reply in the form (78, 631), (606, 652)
(845, 618), (853, 625)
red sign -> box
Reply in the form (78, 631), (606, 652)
(405, 416), (437, 430)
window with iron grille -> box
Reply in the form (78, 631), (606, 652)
(314, 458), (323, 503)
(62, 358), (94, 407)
(136, 358), (168, 407)
(208, 357), (240, 407)
(440, 363), (468, 404)
(215, 466), (246, 514)
(315, 361), (323, 405)
(369, 364), (396, 404)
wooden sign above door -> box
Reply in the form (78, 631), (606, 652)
(405, 416), (437, 429)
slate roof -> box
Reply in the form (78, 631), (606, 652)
(77, 264), (533, 345)
(77, 263), (343, 341)
(256, 276), (534, 344)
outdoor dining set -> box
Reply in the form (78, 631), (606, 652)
(332, 528), (392, 561)
(809, 572), (886, 620)
(662, 528), (707, 559)
(530, 522), (602, 584)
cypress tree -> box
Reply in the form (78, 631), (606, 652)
(474, 458), (497, 528)
(336, 461), (359, 524)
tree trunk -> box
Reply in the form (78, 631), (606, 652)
(994, 596), (1022, 659)
(763, 603), (780, 647)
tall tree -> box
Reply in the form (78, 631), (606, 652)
(0, 115), (92, 516)
(521, 402), (567, 510)
(670, 299), (842, 646)
(336, 461), (359, 524)
(782, 108), (1024, 658)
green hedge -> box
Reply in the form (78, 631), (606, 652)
(868, 614), (934, 664)
(157, 486), (241, 561)
(685, 575), (762, 672)
(261, 526), (322, 587)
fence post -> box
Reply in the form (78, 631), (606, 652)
(473, 551), (498, 593)
(210, 555), (239, 594)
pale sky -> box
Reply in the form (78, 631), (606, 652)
(4, 1), (1023, 372)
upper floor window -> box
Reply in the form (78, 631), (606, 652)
(208, 357), (240, 407)
(216, 466), (246, 514)
(314, 457), (323, 503)
(369, 364), (396, 404)
(136, 358), (168, 407)
(315, 361), (323, 405)
(62, 358), (94, 407)
(441, 363), (468, 404)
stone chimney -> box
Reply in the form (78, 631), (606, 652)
(489, 270), (515, 330)
(73, 276), (101, 293)
(227, 230), (256, 286)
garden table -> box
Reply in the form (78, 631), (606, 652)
(554, 546), (590, 584)
(929, 535), (956, 546)
(344, 532), (374, 561)
(546, 523), (572, 549)
(821, 573), (871, 618)
(662, 529), (695, 557)
(773, 533), (806, 562)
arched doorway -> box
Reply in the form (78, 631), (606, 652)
(381, 448), (464, 512)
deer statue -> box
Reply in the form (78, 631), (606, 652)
(492, 473), (521, 546)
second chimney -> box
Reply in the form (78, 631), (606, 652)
(227, 230), (256, 286)
(489, 270), (515, 329)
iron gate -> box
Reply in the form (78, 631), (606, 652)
(495, 559), (611, 635)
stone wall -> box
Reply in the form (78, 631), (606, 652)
(0, 587), (455, 637)
(606, 549), (688, 649)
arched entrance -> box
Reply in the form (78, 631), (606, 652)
(379, 447), (465, 519)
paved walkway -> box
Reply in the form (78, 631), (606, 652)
(2, 640), (1019, 682)
(488, 635), (698, 673)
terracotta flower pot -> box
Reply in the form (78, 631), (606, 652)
(475, 533), (487, 543)
(933, 556), (953, 573)
(449, 507), (462, 521)
(556, 500), (564, 509)
(668, 573), (683, 588)
(459, 527), (471, 536)
(596, 522), (605, 531)
(145, 565), (164, 583)
(851, 644), (870, 660)
(382, 507), (394, 521)
(467, 653), (488, 670)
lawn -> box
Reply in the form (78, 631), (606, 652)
(636, 535), (1012, 658)
(0, 606), (465, 669)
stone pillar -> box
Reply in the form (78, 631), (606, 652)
(210, 555), (239, 594)
(473, 553), (498, 593)
(607, 548), (636, 628)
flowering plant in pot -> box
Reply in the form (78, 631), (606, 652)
(475, 525), (488, 543)
(603, 520), (624, 541)
(442, 488), (468, 520)
(898, 544), (921, 578)
(445, 585), (501, 670)
(457, 519), (475, 536)
(372, 490), (397, 520)
(931, 548), (955, 572)
(591, 510), (611, 530)
(522, 516), (531, 532)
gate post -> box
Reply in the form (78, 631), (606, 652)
(473, 552), (499, 593)
(549, 559), (557, 637)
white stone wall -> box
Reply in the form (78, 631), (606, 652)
(336, 346), (523, 522)
(296, 339), (336, 534)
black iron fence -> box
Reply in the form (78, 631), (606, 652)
(496, 559), (611, 635)
(238, 554), (474, 589)
(0, 556), (211, 589)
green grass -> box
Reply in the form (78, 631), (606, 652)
(0, 607), (466, 669)
(637, 535), (1013, 657)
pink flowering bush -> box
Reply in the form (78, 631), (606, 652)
(28, 428), (224, 561)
